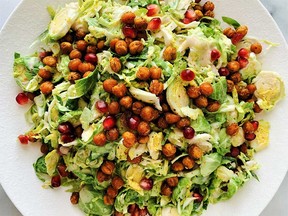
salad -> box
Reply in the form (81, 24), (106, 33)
(13, 0), (285, 215)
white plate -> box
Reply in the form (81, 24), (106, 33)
(0, 0), (287, 215)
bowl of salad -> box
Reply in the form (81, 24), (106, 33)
(0, 0), (287, 216)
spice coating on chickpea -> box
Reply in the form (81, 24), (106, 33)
(236, 25), (248, 37)
(132, 101), (145, 115)
(204, 10), (214, 18)
(122, 131), (137, 148)
(42, 56), (57, 67)
(188, 145), (203, 159)
(206, 101), (221, 112)
(182, 156), (195, 169)
(250, 42), (262, 54)
(165, 113), (181, 124)
(223, 27), (235, 38)
(115, 40), (128, 56)
(70, 192), (79, 205)
(140, 106), (155, 122)
(112, 83), (127, 98)
(134, 17), (148, 31)
(171, 161), (184, 172)
(161, 183), (173, 196)
(110, 57), (122, 73)
(86, 45), (97, 54)
(166, 177), (179, 187)
(101, 161), (115, 175)
(112, 176), (125, 190)
(106, 128), (119, 141)
(69, 49), (82, 59)
(226, 80), (235, 93)
(162, 143), (177, 157)
(200, 82), (214, 96)
(38, 68), (52, 80)
(107, 186), (118, 198)
(187, 86), (201, 99)
(149, 80), (164, 95)
(137, 121), (151, 136)
(163, 46), (177, 62)
(68, 58), (82, 71)
(103, 78), (118, 93)
(75, 28), (87, 39)
(150, 67), (162, 80)
(76, 40), (88, 52)
(227, 61), (240, 73)
(96, 170), (108, 182)
(195, 10), (203, 20)
(97, 40), (106, 51)
(40, 81), (54, 95)
(247, 84), (256, 94)
(103, 195), (114, 205)
(60, 42), (73, 54)
(110, 38), (120, 51)
(203, 1), (215, 11)
(242, 121), (255, 133)
(108, 101), (120, 115)
(127, 154), (142, 164)
(226, 123), (239, 136)
(68, 72), (82, 83)
(230, 72), (241, 84)
(120, 96), (133, 109)
(121, 12), (136, 24)
(157, 117), (169, 129)
(176, 118), (191, 129)
(78, 62), (95, 74)
(136, 67), (151, 81)
(138, 136), (149, 144)
(194, 95), (208, 108)
(93, 133), (107, 146)
(129, 40), (144, 55)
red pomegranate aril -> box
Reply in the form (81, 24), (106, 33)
(103, 116), (116, 130)
(231, 32), (244, 45)
(16, 92), (29, 105)
(238, 48), (250, 59)
(218, 67), (230, 76)
(61, 134), (75, 143)
(185, 9), (197, 21)
(51, 175), (61, 187)
(84, 53), (98, 65)
(122, 26), (137, 39)
(193, 193), (203, 203)
(245, 132), (256, 141)
(211, 49), (221, 61)
(238, 57), (249, 69)
(96, 100), (108, 113)
(39, 51), (48, 60)
(180, 69), (195, 81)
(18, 134), (29, 144)
(147, 4), (160, 16)
(147, 18), (161, 31)
(183, 126), (195, 139)
(251, 120), (259, 131)
(182, 18), (192, 24)
(139, 178), (153, 190)
(128, 204), (139, 214)
(128, 116), (141, 130)
(230, 147), (240, 157)
(58, 122), (73, 134)
(57, 164), (69, 177)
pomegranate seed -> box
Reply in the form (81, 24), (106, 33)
(16, 92), (29, 105)
(218, 67), (230, 76)
(139, 207), (149, 216)
(39, 51), (48, 60)
(193, 193), (203, 203)
(183, 126), (195, 139)
(238, 48), (250, 59)
(122, 26), (137, 39)
(61, 134), (75, 143)
(103, 116), (116, 130)
(251, 120), (259, 131)
(231, 33), (244, 45)
(230, 147), (240, 157)
(84, 53), (98, 65)
(51, 175), (61, 187)
(182, 18), (192, 24)
(245, 132), (256, 141)
(58, 122), (74, 134)
(211, 49), (221, 61)
(185, 9), (197, 21)
(57, 164), (69, 177)
(238, 57), (249, 69)
(180, 69), (195, 81)
(128, 116), (141, 130)
(147, 4), (160, 16)
(147, 18), (161, 31)
(139, 177), (153, 190)
(240, 144), (248, 154)
(18, 134), (29, 144)
(96, 100), (108, 113)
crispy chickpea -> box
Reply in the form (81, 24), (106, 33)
(114, 211), (124, 216)
(112, 83), (127, 98)
(149, 80), (164, 95)
(120, 96), (133, 109)
(96, 170), (109, 182)
(226, 123), (239, 136)
(103, 78), (118, 93)
(166, 177), (178, 187)
(125, 38), (133, 47)
(163, 46), (177, 62)
(157, 117), (169, 129)
(129, 40), (144, 55)
(134, 17), (148, 31)
(112, 176), (125, 190)
(195, 10), (204, 20)
(140, 106), (155, 122)
(203, 1), (215, 11)
(78, 62), (95, 74)
(86, 45), (97, 54)
(161, 183), (173, 196)
(223, 27), (235, 38)
(38, 68), (52, 80)
(137, 121), (151, 136)
(187, 86), (201, 99)
(76, 40), (88, 52)
(68, 72), (82, 83)
(182, 156), (195, 169)
(62, 33), (73, 43)
(121, 11), (136, 24)
(236, 25), (248, 37)
(68, 58), (82, 71)
(93, 133), (107, 146)
(253, 102), (263, 113)
(227, 61), (240, 73)
(171, 161), (184, 172)
(40, 81), (54, 95)
(250, 42), (262, 54)
(101, 161), (115, 175)
(247, 84), (257, 94)
(132, 101), (145, 115)
(150, 67), (162, 80)
(70, 192), (79, 205)
(200, 82), (214, 96)
(188, 145), (203, 159)
(227, 80), (235, 93)
(108, 101), (120, 115)
(69, 49), (82, 59)
(204, 10), (214, 18)
(195, 96), (208, 108)
(162, 143), (177, 157)
(243, 121), (255, 133)
(97, 40), (106, 51)
(165, 113), (181, 124)
(110, 38), (120, 51)
(176, 118), (190, 129)
(161, 103), (170, 112)
(75, 28), (87, 39)
(75, 125), (83, 138)
(194, 4), (203, 11)
(230, 72), (242, 84)
(206, 101), (221, 112)
(239, 88), (250, 100)
(107, 186), (118, 198)
(127, 154), (142, 164)
(60, 42), (73, 54)
(115, 40), (128, 56)
(83, 71), (92, 78)
(43, 56), (57, 67)
(110, 57), (122, 73)
(106, 128), (119, 141)
(103, 194), (114, 205)
(122, 131), (137, 148)
(138, 136), (149, 144)
(136, 67), (150, 81)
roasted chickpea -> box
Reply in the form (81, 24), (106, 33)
(157, 117), (169, 129)
(38, 68), (52, 80)
(132, 101), (145, 115)
(206, 101), (221, 112)
(176, 118), (190, 129)
(223, 27), (235, 38)
(120, 96), (133, 109)
(96, 170), (109, 182)
(134, 17), (148, 31)
(69, 49), (82, 59)
(76, 40), (88, 52)
(240, 143), (248, 154)
(200, 82), (214, 96)
(68, 72), (82, 83)
(187, 86), (201, 99)
(42, 56), (57, 67)
(166, 177), (178, 187)
(75, 28), (87, 39)
(78, 62), (95, 74)
(112, 83), (127, 98)
(140, 106), (155, 122)
(122, 131), (137, 148)
(165, 113), (181, 124)
(238, 88), (250, 100)
(108, 101), (120, 115)
(188, 145), (203, 159)
(110, 57), (122, 73)
(101, 161), (115, 175)
(75, 125), (83, 138)
(163, 46), (177, 62)
(60, 42), (73, 54)
(138, 136), (149, 144)
(121, 11), (136, 24)
(162, 143), (176, 157)
(70, 192), (79, 205)
(149, 80), (164, 95)
(103, 194), (114, 205)
(230, 72), (242, 83)
(61, 33), (74, 43)
(227, 80), (235, 93)
(40, 81), (54, 95)
(68, 58), (82, 71)
(149, 67), (162, 79)
(182, 156), (195, 169)
(93, 133), (107, 146)
(129, 40), (144, 55)
(247, 84), (257, 94)
(137, 121), (151, 136)
(114, 211), (124, 216)
(136, 67), (150, 81)
(112, 176), (125, 190)
(227, 61), (240, 73)
(161, 103), (170, 112)
(243, 121), (255, 133)
(125, 37), (133, 47)
(110, 38), (120, 51)
(226, 123), (239, 136)
(195, 10), (204, 20)
(204, 10), (214, 18)
(115, 40), (128, 56)
(97, 40), (106, 51)
(203, 1), (215, 11)
(250, 42), (262, 54)
(107, 186), (118, 199)
(193, 4), (203, 11)
(236, 25), (248, 37)
(106, 128), (119, 141)
(127, 154), (142, 164)
(103, 78), (118, 93)
(83, 71), (92, 78)
(86, 45), (97, 54)
(171, 161), (184, 172)
(195, 96), (208, 108)
(161, 183), (173, 196)
(253, 102), (263, 113)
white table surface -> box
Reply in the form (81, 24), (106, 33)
(0, 0), (287, 215)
